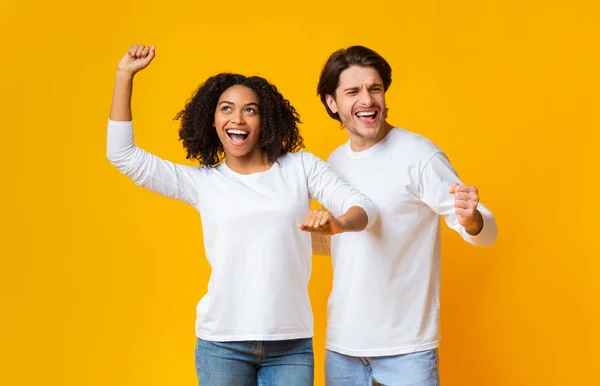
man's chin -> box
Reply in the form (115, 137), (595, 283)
(355, 126), (381, 139)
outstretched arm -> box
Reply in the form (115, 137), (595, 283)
(110, 44), (155, 121)
(106, 44), (201, 207)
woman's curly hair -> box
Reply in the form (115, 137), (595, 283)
(175, 73), (304, 167)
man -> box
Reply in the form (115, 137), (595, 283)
(314, 46), (498, 385)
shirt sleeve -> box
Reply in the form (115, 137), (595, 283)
(106, 119), (201, 208)
(301, 151), (379, 229)
(418, 152), (497, 247)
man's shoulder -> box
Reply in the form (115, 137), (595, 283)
(389, 128), (442, 155)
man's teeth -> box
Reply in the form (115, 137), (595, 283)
(227, 130), (249, 135)
(356, 112), (376, 117)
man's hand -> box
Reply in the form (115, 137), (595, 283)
(449, 182), (484, 235)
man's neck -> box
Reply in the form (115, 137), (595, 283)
(349, 121), (394, 152)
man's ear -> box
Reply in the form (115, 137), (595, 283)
(326, 94), (338, 114)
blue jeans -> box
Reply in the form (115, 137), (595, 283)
(325, 348), (439, 386)
(195, 338), (314, 385)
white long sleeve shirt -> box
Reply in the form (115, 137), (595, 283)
(326, 127), (497, 356)
(106, 120), (377, 342)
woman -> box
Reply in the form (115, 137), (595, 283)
(107, 44), (378, 385)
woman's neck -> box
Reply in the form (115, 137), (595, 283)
(224, 149), (273, 175)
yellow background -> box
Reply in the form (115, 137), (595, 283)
(1, 1), (598, 385)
